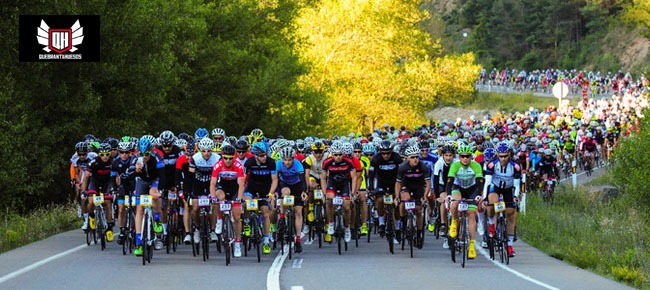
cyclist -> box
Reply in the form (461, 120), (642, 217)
(212, 128), (226, 144)
(276, 146), (308, 253)
(243, 141), (278, 254)
(368, 140), (402, 241)
(235, 140), (254, 165)
(189, 138), (220, 244)
(303, 140), (328, 236)
(322, 141), (358, 244)
(483, 142), (521, 257)
(350, 141), (369, 236)
(432, 143), (456, 246)
(157, 130), (181, 243)
(73, 142), (96, 230)
(81, 143), (117, 242)
(113, 141), (136, 245)
(126, 137), (166, 256)
(210, 145), (246, 257)
(446, 144), (484, 260)
(396, 145), (431, 249)
(175, 139), (197, 244)
(580, 133), (597, 169)
(539, 149), (559, 188)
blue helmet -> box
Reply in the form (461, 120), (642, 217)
(194, 128), (209, 139)
(251, 142), (268, 156)
(138, 137), (153, 153)
(484, 148), (496, 161)
(496, 141), (510, 154)
(362, 143), (375, 155)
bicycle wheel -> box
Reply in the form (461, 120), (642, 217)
(224, 217), (231, 266)
(277, 217), (285, 255)
(336, 213), (342, 255)
(252, 217), (261, 263)
(146, 213), (154, 264)
(460, 216), (467, 268)
(98, 211), (106, 251)
(386, 207), (394, 254)
(202, 214), (209, 262)
(171, 211), (179, 253)
(287, 210), (293, 260)
(315, 204), (323, 248)
(502, 216), (510, 265)
(166, 209), (173, 254)
(408, 216), (414, 258)
(401, 217), (406, 251)
(434, 201), (441, 240)
(367, 203), (373, 244)
(497, 217), (505, 263)
(354, 202), (360, 248)
(142, 214), (149, 266)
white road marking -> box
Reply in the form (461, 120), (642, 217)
(291, 286), (304, 290)
(292, 258), (303, 268)
(0, 244), (86, 284)
(267, 232), (305, 290)
(477, 247), (560, 290)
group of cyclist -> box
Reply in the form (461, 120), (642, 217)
(477, 67), (649, 98)
(68, 88), (646, 263)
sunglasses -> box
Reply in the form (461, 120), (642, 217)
(332, 153), (343, 157)
(237, 151), (247, 154)
(353, 150), (362, 153)
(140, 151), (152, 156)
(381, 152), (392, 156)
(222, 156), (234, 160)
(459, 155), (472, 159)
(213, 137), (224, 141)
(99, 153), (111, 157)
(408, 155), (419, 159)
(201, 149), (211, 153)
(111, 148), (118, 151)
(162, 144), (173, 148)
(257, 153), (267, 158)
(364, 153), (374, 156)
(498, 155), (509, 159)
(313, 150), (324, 154)
(119, 151), (130, 155)
(420, 149), (429, 151)
(77, 153), (87, 157)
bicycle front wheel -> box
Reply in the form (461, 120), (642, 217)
(460, 217), (467, 268)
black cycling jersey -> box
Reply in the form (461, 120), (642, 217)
(368, 152), (402, 191)
(396, 160), (430, 193)
(244, 156), (276, 195)
(158, 145), (182, 190)
(111, 156), (135, 191)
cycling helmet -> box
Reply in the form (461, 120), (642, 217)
(441, 144), (455, 154)
(343, 142), (354, 155)
(178, 132), (190, 141)
(153, 137), (162, 147)
(362, 143), (376, 155)
(330, 141), (344, 154)
(98, 143), (111, 153)
(159, 130), (176, 145)
(105, 138), (119, 149)
(212, 128), (226, 137)
(520, 144), (527, 152)
(251, 142), (268, 155)
(117, 141), (131, 151)
(89, 141), (100, 152)
(198, 138), (214, 152)
(544, 148), (553, 155)
(138, 138), (153, 153)
(186, 140), (197, 155)
(235, 140), (249, 151)
(311, 141), (326, 151)
(279, 147), (296, 159)
(275, 138), (290, 149)
(121, 136), (131, 143)
(404, 146), (419, 156)
(84, 134), (96, 143)
(457, 144), (474, 155)
(496, 141), (510, 154)
(378, 140), (393, 151)
(586, 132), (593, 138)
(352, 141), (363, 150)
(250, 128), (264, 142)
(175, 139), (187, 149)
(418, 140), (429, 149)
(194, 128), (209, 139)
(295, 139), (306, 152)
(483, 148), (496, 161)
(225, 136), (237, 146)
(75, 141), (89, 153)
(213, 141), (223, 153)
(221, 144), (236, 156)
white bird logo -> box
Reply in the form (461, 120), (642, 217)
(36, 19), (84, 53)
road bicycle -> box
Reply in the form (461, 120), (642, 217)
(308, 188), (325, 248)
(450, 198), (470, 268)
(332, 194), (347, 255)
(164, 190), (182, 254)
(122, 194), (136, 255)
(140, 194), (155, 265)
(244, 198), (263, 263)
(197, 195), (212, 262)
(401, 199), (417, 258)
(92, 193), (109, 251)
(487, 195), (509, 265)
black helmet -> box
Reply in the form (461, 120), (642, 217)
(98, 143), (111, 153)
(235, 140), (249, 150)
(105, 138), (119, 150)
(221, 145), (236, 155)
(378, 140), (393, 151)
(75, 141), (88, 153)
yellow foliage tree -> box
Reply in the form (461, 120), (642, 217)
(294, 0), (480, 135)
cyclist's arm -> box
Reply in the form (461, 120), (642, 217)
(237, 176), (246, 200)
(270, 172), (278, 195)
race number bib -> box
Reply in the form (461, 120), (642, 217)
(495, 201), (506, 213)
(198, 196), (211, 207)
(92, 194), (104, 205)
(140, 195), (152, 206)
(314, 189), (324, 200)
(384, 195), (394, 205)
(458, 202), (469, 212)
(124, 195), (130, 206)
(246, 199), (259, 211)
(283, 195), (295, 206)
(167, 192), (177, 200)
(404, 202), (416, 210)
(220, 202), (232, 211)
(333, 196), (344, 205)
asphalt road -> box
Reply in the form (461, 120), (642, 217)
(0, 166), (630, 290)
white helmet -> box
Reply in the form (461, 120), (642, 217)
(211, 128), (225, 137)
(404, 145), (420, 156)
(198, 138), (214, 151)
(279, 147), (295, 159)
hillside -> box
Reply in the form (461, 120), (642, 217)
(423, 0), (650, 73)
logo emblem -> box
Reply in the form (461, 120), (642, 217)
(37, 20), (84, 54)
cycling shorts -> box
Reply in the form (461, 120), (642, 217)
(450, 184), (479, 212)
(280, 181), (304, 207)
(488, 186), (516, 208)
(326, 180), (351, 198)
(399, 186), (425, 205)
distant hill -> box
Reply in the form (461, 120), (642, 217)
(422, 0), (650, 73)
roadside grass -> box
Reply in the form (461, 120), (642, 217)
(519, 183), (649, 289)
(465, 92), (581, 114)
(0, 203), (80, 254)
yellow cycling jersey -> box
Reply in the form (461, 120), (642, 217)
(359, 155), (370, 190)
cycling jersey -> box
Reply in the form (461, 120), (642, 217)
(190, 152), (219, 196)
(484, 159), (521, 189)
(322, 156), (356, 196)
(396, 160), (430, 198)
(538, 156), (557, 176)
(433, 158), (454, 196)
(581, 138), (597, 152)
(244, 156), (277, 195)
(86, 157), (114, 194)
(211, 159), (245, 196)
(447, 161), (483, 190)
(276, 159), (304, 186)
(303, 154), (326, 179)
(174, 154), (193, 194)
(158, 145), (182, 191)
(111, 156), (135, 197)
(359, 155), (371, 190)
(368, 152), (402, 192)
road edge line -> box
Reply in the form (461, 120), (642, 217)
(477, 247), (560, 290)
(0, 244), (86, 284)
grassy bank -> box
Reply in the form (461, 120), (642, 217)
(1, 203), (80, 254)
(519, 180), (649, 288)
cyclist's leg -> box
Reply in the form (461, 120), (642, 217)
(232, 201), (242, 241)
(358, 189), (368, 232)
